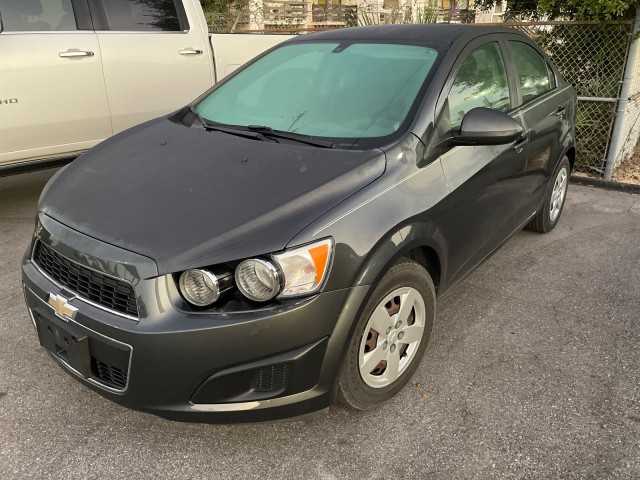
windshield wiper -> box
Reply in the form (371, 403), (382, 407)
(187, 106), (270, 142)
(188, 105), (208, 128)
(247, 125), (335, 148)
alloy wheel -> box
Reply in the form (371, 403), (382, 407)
(549, 166), (568, 222)
(358, 286), (426, 388)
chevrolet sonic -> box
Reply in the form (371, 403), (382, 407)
(22, 24), (576, 422)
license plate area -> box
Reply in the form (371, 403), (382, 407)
(34, 309), (91, 378)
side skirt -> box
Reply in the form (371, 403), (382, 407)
(0, 155), (78, 178)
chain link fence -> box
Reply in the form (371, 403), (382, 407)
(493, 20), (633, 174)
(207, 2), (640, 176)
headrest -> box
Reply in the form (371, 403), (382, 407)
(23, 0), (44, 16)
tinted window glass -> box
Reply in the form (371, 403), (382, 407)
(509, 41), (553, 104)
(196, 42), (439, 141)
(547, 62), (557, 89)
(447, 42), (510, 129)
(0, 0), (77, 32)
(99, 0), (181, 31)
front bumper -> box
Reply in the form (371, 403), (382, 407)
(21, 219), (368, 423)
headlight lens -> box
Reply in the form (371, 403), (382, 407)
(273, 238), (333, 297)
(235, 258), (283, 302)
(179, 269), (228, 306)
(184, 239), (334, 306)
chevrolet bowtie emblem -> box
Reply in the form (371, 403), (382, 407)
(48, 293), (78, 322)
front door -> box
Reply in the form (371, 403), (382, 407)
(0, 0), (111, 166)
(430, 38), (531, 285)
(88, 0), (213, 134)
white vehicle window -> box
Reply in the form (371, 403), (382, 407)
(0, 0), (77, 32)
(98, 0), (182, 31)
(447, 42), (511, 129)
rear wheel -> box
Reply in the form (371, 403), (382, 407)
(338, 260), (436, 410)
(526, 156), (570, 233)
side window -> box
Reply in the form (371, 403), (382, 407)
(509, 41), (554, 104)
(0, 0), (77, 32)
(98, 0), (182, 32)
(546, 62), (557, 89)
(447, 42), (510, 129)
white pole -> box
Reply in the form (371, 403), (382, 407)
(604, 7), (640, 180)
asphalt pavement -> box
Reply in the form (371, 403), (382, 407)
(1, 168), (638, 479)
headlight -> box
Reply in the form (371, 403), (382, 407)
(273, 238), (333, 297)
(179, 269), (232, 306)
(181, 239), (334, 306)
(235, 258), (283, 302)
(235, 238), (333, 302)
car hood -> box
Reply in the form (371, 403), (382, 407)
(39, 118), (385, 276)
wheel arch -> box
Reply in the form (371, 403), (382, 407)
(564, 146), (576, 171)
(352, 221), (448, 296)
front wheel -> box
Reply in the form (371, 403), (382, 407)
(338, 260), (436, 410)
(526, 156), (571, 233)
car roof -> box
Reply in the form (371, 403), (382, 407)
(297, 23), (523, 45)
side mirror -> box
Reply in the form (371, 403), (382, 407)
(440, 107), (523, 148)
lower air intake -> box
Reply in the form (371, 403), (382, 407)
(253, 363), (290, 392)
(91, 357), (128, 389)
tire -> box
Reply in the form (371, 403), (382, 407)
(526, 156), (571, 233)
(338, 260), (436, 410)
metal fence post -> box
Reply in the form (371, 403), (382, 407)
(604, 8), (640, 180)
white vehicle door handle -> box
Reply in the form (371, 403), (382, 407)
(179, 48), (203, 56)
(59, 50), (94, 58)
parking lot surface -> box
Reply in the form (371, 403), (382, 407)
(1, 169), (639, 479)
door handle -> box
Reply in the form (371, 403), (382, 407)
(179, 48), (203, 56)
(555, 105), (567, 118)
(59, 50), (94, 58)
(513, 135), (529, 154)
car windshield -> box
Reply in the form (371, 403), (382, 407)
(195, 42), (439, 144)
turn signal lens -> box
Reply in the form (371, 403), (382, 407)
(274, 238), (333, 297)
(235, 259), (283, 302)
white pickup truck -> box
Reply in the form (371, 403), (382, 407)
(0, 0), (291, 173)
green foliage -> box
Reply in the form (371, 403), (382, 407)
(200, 0), (241, 13)
(200, 0), (249, 32)
(416, 7), (440, 23)
(355, 3), (439, 26)
(474, 0), (635, 20)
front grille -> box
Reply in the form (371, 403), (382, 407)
(34, 242), (138, 317)
(253, 363), (290, 392)
(91, 357), (128, 389)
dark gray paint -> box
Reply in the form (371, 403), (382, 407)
(22, 24), (576, 421)
(39, 119), (385, 275)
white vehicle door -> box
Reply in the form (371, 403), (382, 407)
(88, 0), (213, 134)
(0, 0), (112, 167)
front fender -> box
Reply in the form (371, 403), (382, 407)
(352, 220), (448, 290)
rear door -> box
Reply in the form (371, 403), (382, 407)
(504, 37), (569, 213)
(0, 0), (111, 166)
(430, 36), (531, 284)
(88, 0), (213, 134)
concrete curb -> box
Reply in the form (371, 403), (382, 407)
(570, 175), (640, 194)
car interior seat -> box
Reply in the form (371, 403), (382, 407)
(56, 0), (76, 31)
(0, 0), (50, 31)
(23, 0), (51, 31)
